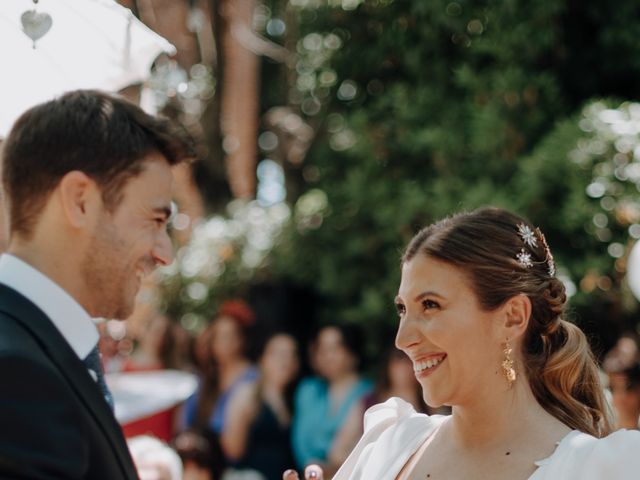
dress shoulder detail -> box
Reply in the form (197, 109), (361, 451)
(587, 429), (640, 478)
(333, 397), (447, 480)
(362, 397), (422, 432)
(534, 429), (640, 479)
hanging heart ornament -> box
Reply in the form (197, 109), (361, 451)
(21, 9), (53, 48)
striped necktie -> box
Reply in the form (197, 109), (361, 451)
(83, 346), (114, 411)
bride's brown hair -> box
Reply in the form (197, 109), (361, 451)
(403, 207), (611, 437)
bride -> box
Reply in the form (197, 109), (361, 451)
(284, 207), (640, 480)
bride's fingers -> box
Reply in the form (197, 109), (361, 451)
(283, 469), (300, 480)
(305, 464), (324, 480)
(282, 463), (324, 480)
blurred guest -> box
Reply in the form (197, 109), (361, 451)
(128, 435), (183, 480)
(174, 430), (226, 480)
(607, 362), (640, 430)
(291, 324), (372, 475)
(122, 314), (170, 372)
(603, 332), (639, 373)
(222, 333), (300, 480)
(193, 323), (214, 372)
(182, 300), (258, 438)
(166, 322), (196, 371)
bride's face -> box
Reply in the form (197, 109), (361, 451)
(395, 254), (505, 408)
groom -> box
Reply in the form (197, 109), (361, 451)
(0, 90), (192, 478)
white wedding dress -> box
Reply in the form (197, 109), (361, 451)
(332, 397), (640, 480)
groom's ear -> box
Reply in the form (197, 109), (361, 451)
(57, 171), (101, 229)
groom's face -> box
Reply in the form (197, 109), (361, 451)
(80, 153), (174, 319)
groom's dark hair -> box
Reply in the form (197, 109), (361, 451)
(1, 89), (194, 239)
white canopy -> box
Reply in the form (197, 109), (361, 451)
(0, 0), (176, 138)
(107, 370), (198, 424)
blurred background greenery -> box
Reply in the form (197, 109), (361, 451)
(150, 0), (640, 359)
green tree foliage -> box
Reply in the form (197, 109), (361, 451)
(267, 0), (640, 348)
(161, 0), (640, 353)
(514, 101), (640, 340)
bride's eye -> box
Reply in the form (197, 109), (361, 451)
(395, 303), (406, 317)
(422, 299), (440, 311)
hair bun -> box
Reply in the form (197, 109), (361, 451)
(543, 278), (567, 317)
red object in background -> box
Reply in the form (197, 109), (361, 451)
(219, 299), (256, 326)
(122, 406), (177, 442)
(108, 368), (198, 442)
(120, 360), (175, 441)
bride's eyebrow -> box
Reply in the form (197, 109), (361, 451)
(414, 291), (445, 302)
(394, 291), (446, 304)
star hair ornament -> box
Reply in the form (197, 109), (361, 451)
(517, 223), (538, 248)
(516, 248), (533, 268)
(515, 222), (556, 276)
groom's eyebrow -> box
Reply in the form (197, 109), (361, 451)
(152, 206), (172, 220)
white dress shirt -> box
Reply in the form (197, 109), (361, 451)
(0, 253), (98, 360)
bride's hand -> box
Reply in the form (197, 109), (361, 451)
(283, 464), (324, 480)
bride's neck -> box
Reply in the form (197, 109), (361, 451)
(448, 377), (567, 451)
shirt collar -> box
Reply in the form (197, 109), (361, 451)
(0, 253), (99, 359)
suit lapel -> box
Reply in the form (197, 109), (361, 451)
(0, 285), (137, 479)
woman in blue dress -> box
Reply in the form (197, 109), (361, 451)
(291, 323), (373, 476)
(182, 300), (258, 441)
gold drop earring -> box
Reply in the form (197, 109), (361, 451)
(502, 338), (517, 388)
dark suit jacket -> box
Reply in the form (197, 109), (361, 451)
(0, 284), (138, 479)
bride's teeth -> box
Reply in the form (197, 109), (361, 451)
(414, 356), (444, 372)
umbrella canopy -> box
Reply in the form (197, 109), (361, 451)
(107, 370), (198, 425)
(0, 0), (176, 137)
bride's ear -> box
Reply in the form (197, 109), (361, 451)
(501, 294), (531, 341)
